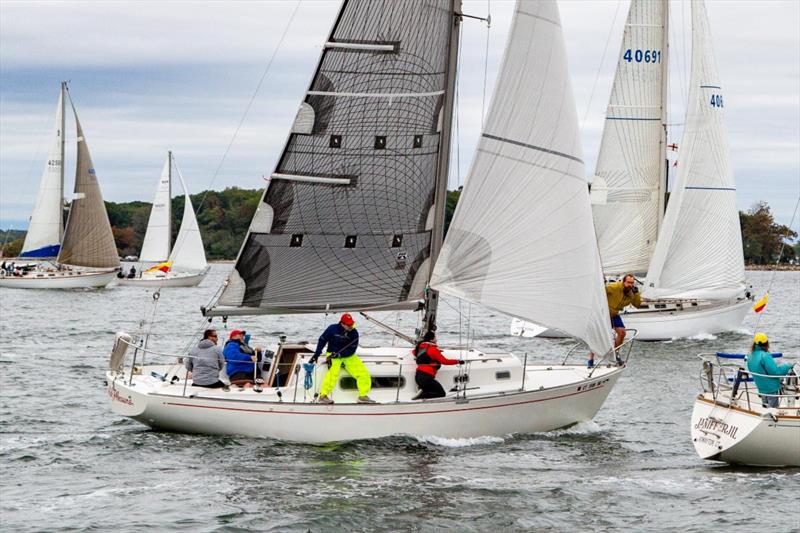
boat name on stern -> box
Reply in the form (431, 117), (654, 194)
(108, 387), (134, 406)
(694, 417), (739, 439)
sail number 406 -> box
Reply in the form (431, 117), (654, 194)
(710, 94), (724, 108)
(623, 49), (661, 63)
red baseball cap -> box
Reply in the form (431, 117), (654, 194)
(229, 329), (246, 339)
(340, 313), (355, 327)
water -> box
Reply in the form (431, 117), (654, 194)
(1, 267), (798, 532)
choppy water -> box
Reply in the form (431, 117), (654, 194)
(1, 267), (798, 532)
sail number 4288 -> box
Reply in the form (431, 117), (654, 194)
(623, 49), (661, 63)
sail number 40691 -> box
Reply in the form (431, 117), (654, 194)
(623, 49), (662, 63)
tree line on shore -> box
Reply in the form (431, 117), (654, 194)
(1, 189), (796, 265)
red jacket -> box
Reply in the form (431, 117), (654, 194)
(414, 342), (459, 377)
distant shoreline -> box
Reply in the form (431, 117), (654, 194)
(745, 264), (800, 271)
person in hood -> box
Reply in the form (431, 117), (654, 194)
(224, 329), (258, 387)
(412, 331), (463, 400)
(747, 332), (794, 408)
(309, 313), (374, 404)
(186, 329), (227, 389)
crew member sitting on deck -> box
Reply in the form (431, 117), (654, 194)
(309, 313), (374, 404)
(186, 329), (227, 389)
(747, 332), (794, 409)
(127, 266), (136, 279)
(588, 273), (642, 368)
(412, 331), (463, 400)
(224, 329), (258, 388)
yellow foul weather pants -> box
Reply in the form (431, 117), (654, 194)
(320, 354), (371, 397)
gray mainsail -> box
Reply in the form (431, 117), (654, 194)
(212, 0), (460, 315)
(57, 101), (120, 269)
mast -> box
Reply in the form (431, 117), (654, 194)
(657, 0), (670, 231)
(59, 81), (67, 241)
(167, 150), (173, 257)
(422, 0), (462, 334)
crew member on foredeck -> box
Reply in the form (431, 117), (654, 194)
(747, 332), (794, 409)
(588, 273), (642, 367)
(412, 331), (463, 400)
(309, 313), (374, 404)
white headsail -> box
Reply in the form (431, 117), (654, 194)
(591, 0), (668, 275)
(168, 162), (207, 273)
(139, 155), (172, 263)
(431, 0), (613, 356)
(643, 0), (745, 300)
(20, 83), (66, 258)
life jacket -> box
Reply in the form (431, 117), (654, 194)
(415, 342), (441, 371)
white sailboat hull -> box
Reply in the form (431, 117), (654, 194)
(0, 269), (117, 289)
(107, 349), (624, 444)
(691, 394), (800, 467)
(512, 298), (751, 341)
(115, 268), (209, 288)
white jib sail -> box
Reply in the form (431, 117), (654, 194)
(21, 85), (65, 258)
(138, 155), (172, 263)
(643, 0), (745, 300)
(168, 162), (207, 273)
(431, 0), (613, 356)
(591, 0), (667, 275)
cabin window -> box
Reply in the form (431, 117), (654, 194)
(329, 135), (342, 148)
(413, 134), (423, 148)
(290, 234), (303, 247)
(374, 136), (386, 149)
(340, 376), (405, 390)
(495, 371), (511, 380)
(655, 303), (666, 309)
(344, 235), (357, 248)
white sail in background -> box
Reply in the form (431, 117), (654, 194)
(591, 0), (668, 275)
(139, 155), (172, 263)
(21, 84), (65, 258)
(643, 0), (745, 300)
(168, 163), (207, 273)
(431, 0), (613, 356)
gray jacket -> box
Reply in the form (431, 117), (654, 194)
(185, 339), (225, 386)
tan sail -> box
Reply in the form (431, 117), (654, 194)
(57, 105), (120, 269)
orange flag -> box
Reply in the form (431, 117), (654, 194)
(752, 293), (768, 313)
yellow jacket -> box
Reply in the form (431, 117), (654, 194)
(606, 281), (642, 317)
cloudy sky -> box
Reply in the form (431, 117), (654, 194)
(1, 0), (798, 230)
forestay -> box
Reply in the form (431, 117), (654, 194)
(643, 0), (745, 300)
(430, 0), (613, 356)
(139, 156), (172, 263)
(57, 103), (120, 270)
(591, 0), (668, 275)
(214, 0), (457, 314)
(168, 163), (207, 273)
(21, 84), (65, 259)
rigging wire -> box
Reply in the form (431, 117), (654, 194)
(579, 0), (623, 134)
(480, 0), (491, 128)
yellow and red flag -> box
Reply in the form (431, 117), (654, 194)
(145, 261), (172, 274)
(752, 293), (768, 313)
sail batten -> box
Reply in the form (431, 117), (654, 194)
(591, 0), (668, 275)
(643, 0), (745, 300)
(20, 84), (65, 259)
(430, 0), (613, 356)
(214, 0), (458, 315)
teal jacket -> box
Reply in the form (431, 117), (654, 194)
(747, 347), (792, 395)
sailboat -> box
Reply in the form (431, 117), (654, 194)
(116, 151), (209, 287)
(511, 0), (751, 341)
(106, 0), (633, 443)
(0, 84), (120, 289)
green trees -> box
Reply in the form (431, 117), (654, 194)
(739, 201), (797, 264)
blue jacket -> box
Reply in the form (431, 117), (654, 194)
(313, 323), (359, 360)
(224, 340), (255, 377)
(747, 347), (792, 395)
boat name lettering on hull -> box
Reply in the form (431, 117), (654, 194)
(694, 417), (738, 439)
(108, 387), (133, 406)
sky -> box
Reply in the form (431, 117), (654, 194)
(1, 0), (799, 231)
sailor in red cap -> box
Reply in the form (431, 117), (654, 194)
(309, 313), (374, 404)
